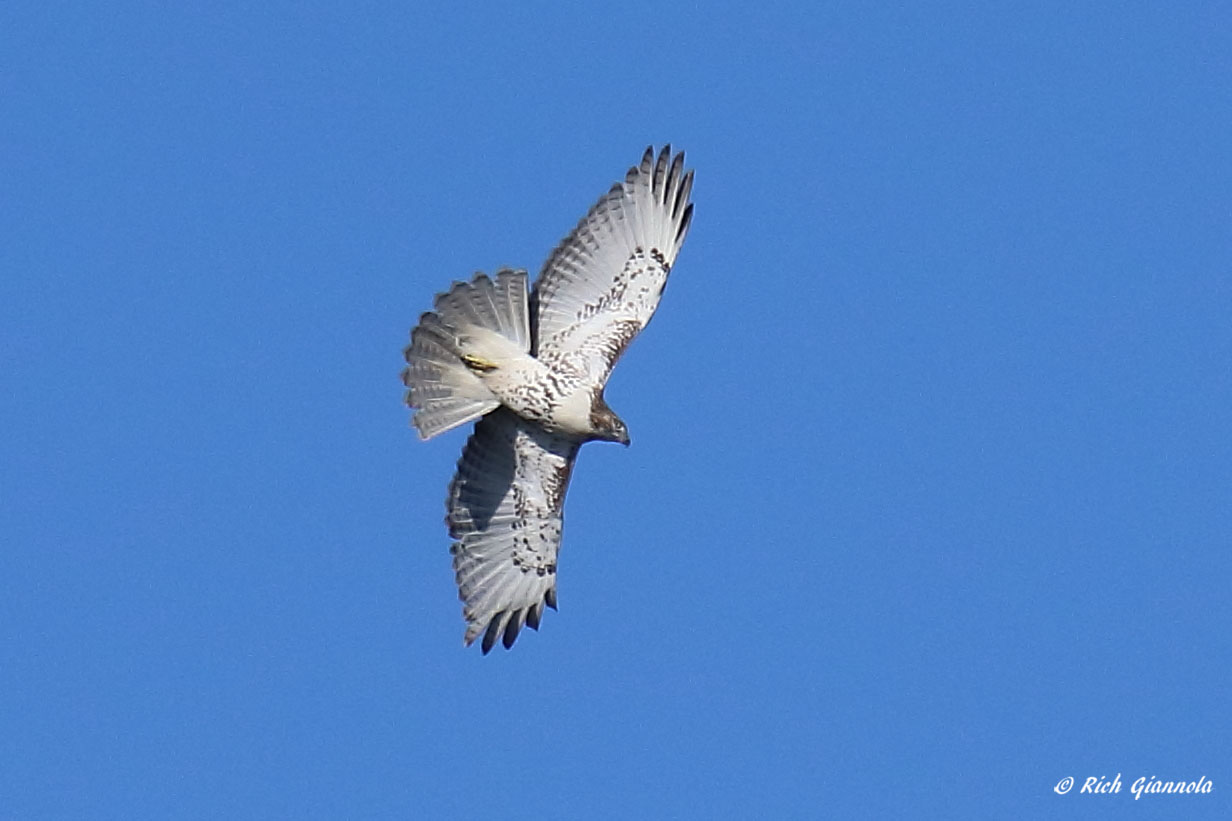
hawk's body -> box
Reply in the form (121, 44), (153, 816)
(402, 147), (694, 652)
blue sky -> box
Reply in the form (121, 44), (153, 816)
(2, 1), (1229, 818)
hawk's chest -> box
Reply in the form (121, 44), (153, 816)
(476, 354), (593, 437)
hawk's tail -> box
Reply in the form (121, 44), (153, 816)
(402, 269), (531, 440)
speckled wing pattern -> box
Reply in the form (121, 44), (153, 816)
(532, 146), (694, 387)
(448, 408), (581, 653)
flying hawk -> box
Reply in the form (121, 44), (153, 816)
(402, 146), (694, 653)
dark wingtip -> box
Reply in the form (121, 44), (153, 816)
(674, 168), (694, 222)
(652, 146), (670, 190)
(502, 614), (523, 649)
(481, 616), (501, 654)
(667, 151), (686, 196)
(545, 587), (558, 610)
(631, 146), (655, 183)
(675, 202), (695, 248)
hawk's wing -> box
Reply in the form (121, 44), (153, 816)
(447, 408), (582, 653)
(532, 145), (694, 387)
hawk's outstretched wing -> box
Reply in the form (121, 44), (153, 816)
(447, 408), (582, 653)
(532, 146), (694, 388)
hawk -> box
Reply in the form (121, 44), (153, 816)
(402, 146), (694, 653)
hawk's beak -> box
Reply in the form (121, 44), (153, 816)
(620, 432), (631, 447)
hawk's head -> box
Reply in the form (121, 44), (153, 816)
(589, 394), (630, 447)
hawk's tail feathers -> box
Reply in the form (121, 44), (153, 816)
(402, 269), (531, 440)
(403, 313), (499, 439)
(431, 268), (531, 352)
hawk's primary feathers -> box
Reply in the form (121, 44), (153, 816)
(403, 146), (694, 652)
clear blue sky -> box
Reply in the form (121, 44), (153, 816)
(2, 2), (1229, 818)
